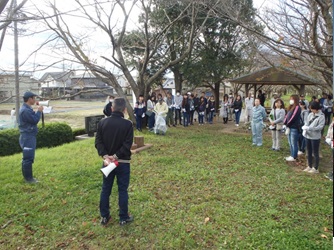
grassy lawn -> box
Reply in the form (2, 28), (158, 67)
(0, 123), (333, 249)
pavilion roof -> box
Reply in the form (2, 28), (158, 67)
(230, 66), (321, 86)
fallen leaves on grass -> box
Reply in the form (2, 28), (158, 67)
(320, 234), (328, 239)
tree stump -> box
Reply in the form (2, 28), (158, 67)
(134, 136), (144, 148)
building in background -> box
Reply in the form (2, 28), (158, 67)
(39, 71), (74, 97)
(0, 71), (40, 102)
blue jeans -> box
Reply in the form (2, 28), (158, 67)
(183, 112), (189, 126)
(19, 134), (36, 180)
(324, 111), (332, 125)
(288, 128), (299, 159)
(199, 113), (204, 124)
(135, 115), (143, 130)
(235, 110), (241, 124)
(251, 121), (263, 146)
(100, 163), (130, 221)
(148, 113), (155, 129)
(298, 132), (306, 152)
(306, 139), (320, 169)
(208, 111), (214, 123)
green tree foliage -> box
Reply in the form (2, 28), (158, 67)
(181, 0), (258, 107)
(121, 0), (198, 95)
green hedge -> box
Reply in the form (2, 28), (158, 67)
(72, 128), (86, 139)
(0, 122), (73, 157)
(0, 128), (21, 156)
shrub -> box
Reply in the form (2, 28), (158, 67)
(0, 122), (73, 157)
(37, 122), (73, 148)
(72, 128), (86, 139)
(0, 128), (20, 156)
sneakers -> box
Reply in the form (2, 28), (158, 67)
(120, 215), (134, 226)
(25, 178), (39, 183)
(308, 168), (319, 174)
(297, 151), (304, 155)
(303, 166), (312, 172)
(285, 156), (296, 161)
(100, 215), (111, 226)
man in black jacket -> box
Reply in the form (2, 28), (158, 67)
(95, 97), (134, 226)
(103, 95), (114, 117)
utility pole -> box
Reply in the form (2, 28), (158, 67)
(14, 0), (20, 124)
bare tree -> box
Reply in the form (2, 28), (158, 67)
(259, 0), (332, 91)
(32, 0), (213, 120)
(214, 0), (332, 92)
(0, 0), (28, 52)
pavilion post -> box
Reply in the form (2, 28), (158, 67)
(300, 84), (305, 96)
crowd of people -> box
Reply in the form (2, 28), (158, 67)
(129, 91), (249, 131)
(101, 91), (333, 178)
(16, 89), (332, 230)
(97, 92), (332, 228)
(248, 93), (333, 180)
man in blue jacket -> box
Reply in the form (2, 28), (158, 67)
(18, 91), (43, 183)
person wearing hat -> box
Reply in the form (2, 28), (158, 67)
(300, 94), (309, 110)
(18, 91), (43, 183)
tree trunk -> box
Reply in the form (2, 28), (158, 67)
(214, 81), (220, 111)
(173, 69), (182, 93)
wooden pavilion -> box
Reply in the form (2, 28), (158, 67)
(230, 66), (322, 96)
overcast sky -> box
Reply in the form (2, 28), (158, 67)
(0, 0), (270, 79)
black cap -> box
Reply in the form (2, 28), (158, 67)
(23, 91), (37, 99)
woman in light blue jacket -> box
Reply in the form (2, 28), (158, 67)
(269, 99), (285, 151)
(302, 101), (325, 174)
(251, 98), (267, 146)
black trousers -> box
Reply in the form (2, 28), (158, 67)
(306, 138), (320, 170)
(175, 109), (181, 125)
(190, 110), (194, 124)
